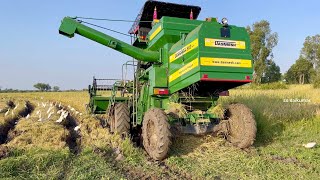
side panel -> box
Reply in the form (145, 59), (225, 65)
(168, 25), (202, 93)
(149, 65), (167, 90)
(168, 22), (253, 94)
(198, 23), (253, 82)
(91, 96), (128, 114)
(147, 17), (203, 51)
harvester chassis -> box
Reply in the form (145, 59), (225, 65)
(59, 0), (257, 161)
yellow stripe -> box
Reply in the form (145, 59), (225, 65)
(200, 57), (252, 68)
(169, 39), (199, 63)
(149, 25), (162, 40)
(205, 38), (246, 49)
(169, 58), (199, 82)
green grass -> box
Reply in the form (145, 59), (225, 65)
(166, 117), (320, 179)
(163, 85), (320, 179)
(0, 149), (70, 179)
(65, 148), (124, 180)
(0, 148), (124, 180)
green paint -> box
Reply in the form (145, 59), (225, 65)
(59, 17), (159, 62)
(89, 96), (128, 114)
(59, 11), (253, 125)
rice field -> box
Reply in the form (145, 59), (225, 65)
(0, 85), (319, 179)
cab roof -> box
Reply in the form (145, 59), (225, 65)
(129, 0), (201, 34)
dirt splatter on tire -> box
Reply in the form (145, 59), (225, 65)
(142, 108), (171, 160)
(225, 103), (257, 149)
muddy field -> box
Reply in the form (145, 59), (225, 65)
(0, 85), (319, 179)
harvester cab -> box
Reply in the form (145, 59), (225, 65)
(129, 1), (201, 46)
(59, 0), (257, 161)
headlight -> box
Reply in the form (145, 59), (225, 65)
(221, 18), (228, 25)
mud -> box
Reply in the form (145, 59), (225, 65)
(270, 155), (310, 169)
(0, 101), (33, 144)
(224, 103), (257, 149)
(93, 147), (154, 180)
(147, 158), (193, 180)
(0, 145), (9, 159)
(93, 145), (194, 180)
(65, 114), (82, 154)
(56, 104), (82, 154)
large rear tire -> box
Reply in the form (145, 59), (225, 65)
(110, 103), (130, 135)
(225, 103), (257, 148)
(142, 108), (171, 160)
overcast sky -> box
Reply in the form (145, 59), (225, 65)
(1, 0), (319, 90)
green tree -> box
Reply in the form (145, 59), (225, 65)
(262, 60), (281, 83)
(313, 75), (320, 88)
(285, 57), (315, 84)
(246, 20), (278, 84)
(33, 83), (51, 91)
(285, 65), (298, 84)
(301, 35), (320, 70)
(53, 86), (60, 92)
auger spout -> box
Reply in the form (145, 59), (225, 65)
(59, 17), (160, 62)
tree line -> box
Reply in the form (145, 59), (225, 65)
(285, 35), (320, 86)
(247, 20), (320, 88)
(0, 83), (60, 92)
(33, 83), (60, 92)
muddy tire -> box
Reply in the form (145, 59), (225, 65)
(225, 103), (257, 149)
(142, 108), (171, 160)
(110, 103), (130, 135)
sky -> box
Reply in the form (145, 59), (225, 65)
(0, 0), (319, 90)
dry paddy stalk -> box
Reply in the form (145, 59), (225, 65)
(6, 101), (70, 151)
(55, 102), (83, 154)
(56, 102), (115, 149)
(0, 102), (7, 113)
(0, 100), (32, 144)
(165, 102), (188, 118)
(207, 104), (225, 119)
(0, 100), (14, 114)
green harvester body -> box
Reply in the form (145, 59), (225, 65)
(59, 1), (253, 133)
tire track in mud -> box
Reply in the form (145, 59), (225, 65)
(93, 145), (193, 180)
(65, 114), (82, 154)
(147, 158), (193, 180)
(56, 104), (82, 154)
(0, 100), (34, 159)
(87, 119), (193, 179)
(3, 101), (83, 156)
(92, 147), (152, 180)
(0, 101), (33, 144)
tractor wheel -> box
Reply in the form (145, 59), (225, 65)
(110, 103), (130, 135)
(142, 108), (171, 160)
(225, 103), (257, 149)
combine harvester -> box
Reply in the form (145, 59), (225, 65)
(59, 0), (256, 160)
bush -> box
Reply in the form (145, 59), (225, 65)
(255, 82), (288, 90)
(236, 82), (288, 90)
(313, 75), (320, 88)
